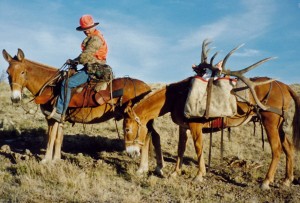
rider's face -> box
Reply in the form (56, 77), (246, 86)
(83, 27), (95, 36)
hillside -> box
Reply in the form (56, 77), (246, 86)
(0, 81), (300, 202)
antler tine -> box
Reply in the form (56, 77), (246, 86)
(231, 74), (273, 111)
(210, 51), (219, 65)
(222, 56), (276, 111)
(201, 39), (212, 63)
(221, 43), (245, 70)
(230, 57), (276, 75)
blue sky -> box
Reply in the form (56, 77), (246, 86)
(1, 0), (300, 84)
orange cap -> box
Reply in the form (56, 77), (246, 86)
(76, 15), (99, 31)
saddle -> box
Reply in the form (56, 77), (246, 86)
(34, 81), (123, 107)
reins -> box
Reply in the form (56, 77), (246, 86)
(38, 63), (68, 97)
(17, 95), (39, 116)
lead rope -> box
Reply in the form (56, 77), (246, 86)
(114, 119), (121, 139)
(109, 69), (114, 111)
(220, 117), (224, 160)
(110, 71), (121, 139)
(19, 93), (39, 116)
(61, 69), (71, 122)
(208, 122), (213, 173)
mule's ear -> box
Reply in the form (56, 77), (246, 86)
(2, 49), (12, 62)
(17, 48), (25, 61)
(124, 101), (132, 113)
(124, 102), (134, 116)
(124, 103), (131, 114)
(127, 100), (133, 107)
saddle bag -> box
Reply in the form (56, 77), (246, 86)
(87, 63), (114, 82)
(184, 76), (238, 118)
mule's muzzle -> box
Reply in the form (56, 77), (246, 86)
(126, 145), (141, 158)
(11, 96), (21, 103)
(11, 90), (22, 103)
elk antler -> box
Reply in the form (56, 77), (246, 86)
(219, 45), (276, 111)
(201, 39), (212, 63)
(196, 40), (220, 75)
(198, 39), (276, 111)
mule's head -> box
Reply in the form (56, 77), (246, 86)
(123, 103), (148, 158)
(2, 49), (27, 103)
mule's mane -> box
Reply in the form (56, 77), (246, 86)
(24, 58), (58, 71)
(132, 85), (167, 109)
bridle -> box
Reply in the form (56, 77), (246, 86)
(124, 109), (146, 146)
(8, 72), (39, 115)
(10, 82), (23, 89)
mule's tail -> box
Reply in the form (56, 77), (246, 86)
(288, 86), (300, 150)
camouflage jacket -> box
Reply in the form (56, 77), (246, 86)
(74, 30), (107, 65)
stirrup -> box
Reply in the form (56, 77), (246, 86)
(46, 107), (57, 119)
(46, 108), (63, 123)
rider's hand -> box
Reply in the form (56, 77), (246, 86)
(66, 59), (78, 66)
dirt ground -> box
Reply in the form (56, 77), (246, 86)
(0, 82), (300, 202)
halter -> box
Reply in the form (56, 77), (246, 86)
(9, 77), (39, 115)
(124, 110), (146, 146)
(11, 82), (23, 89)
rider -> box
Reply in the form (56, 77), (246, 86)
(45, 14), (108, 122)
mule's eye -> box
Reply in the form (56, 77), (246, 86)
(124, 127), (132, 134)
(21, 71), (25, 75)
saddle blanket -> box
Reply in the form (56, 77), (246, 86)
(34, 82), (123, 107)
(184, 76), (237, 118)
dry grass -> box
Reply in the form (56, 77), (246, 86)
(0, 82), (300, 202)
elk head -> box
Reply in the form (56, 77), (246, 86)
(193, 39), (275, 111)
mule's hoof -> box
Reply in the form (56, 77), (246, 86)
(52, 158), (62, 163)
(154, 167), (164, 177)
(260, 182), (270, 190)
(169, 171), (179, 179)
(193, 175), (204, 183)
(40, 159), (49, 164)
(136, 167), (148, 175)
(282, 179), (292, 187)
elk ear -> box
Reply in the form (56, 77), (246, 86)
(17, 48), (25, 61)
(2, 49), (12, 62)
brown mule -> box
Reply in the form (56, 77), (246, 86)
(123, 41), (300, 190)
(2, 48), (153, 165)
(124, 76), (300, 190)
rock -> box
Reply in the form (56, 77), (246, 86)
(0, 118), (21, 135)
(1, 144), (11, 153)
(25, 149), (32, 156)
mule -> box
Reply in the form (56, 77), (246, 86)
(2, 48), (162, 166)
(122, 42), (300, 190)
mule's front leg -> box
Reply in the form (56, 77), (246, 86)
(41, 121), (58, 163)
(148, 120), (164, 176)
(53, 122), (64, 162)
(189, 123), (206, 182)
(171, 126), (188, 178)
(137, 132), (151, 174)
